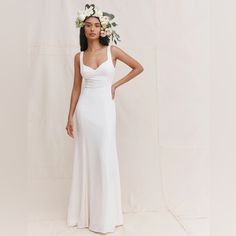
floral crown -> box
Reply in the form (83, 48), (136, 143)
(75, 4), (121, 44)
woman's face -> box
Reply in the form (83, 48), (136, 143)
(84, 17), (102, 40)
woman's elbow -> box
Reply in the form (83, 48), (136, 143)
(137, 65), (144, 73)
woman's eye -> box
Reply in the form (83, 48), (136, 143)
(85, 24), (100, 28)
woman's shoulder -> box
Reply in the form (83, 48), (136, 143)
(111, 44), (124, 52)
(110, 45), (124, 57)
(111, 44), (119, 50)
(74, 51), (82, 58)
(73, 51), (83, 66)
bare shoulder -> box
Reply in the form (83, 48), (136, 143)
(74, 52), (81, 60)
(110, 45), (126, 59)
(111, 45), (144, 71)
(111, 45), (123, 53)
(74, 52), (81, 66)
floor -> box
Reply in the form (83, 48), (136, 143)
(28, 209), (209, 236)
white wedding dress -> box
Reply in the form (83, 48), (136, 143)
(67, 45), (124, 233)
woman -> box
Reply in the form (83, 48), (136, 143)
(65, 4), (144, 234)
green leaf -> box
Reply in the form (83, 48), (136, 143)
(103, 12), (115, 20)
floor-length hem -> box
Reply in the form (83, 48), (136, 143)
(68, 222), (124, 234)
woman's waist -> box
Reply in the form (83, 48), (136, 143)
(82, 76), (113, 88)
(83, 81), (112, 89)
(79, 85), (113, 103)
(81, 84), (112, 94)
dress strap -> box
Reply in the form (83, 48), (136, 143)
(107, 45), (112, 61)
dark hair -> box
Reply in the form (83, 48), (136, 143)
(80, 16), (110, 51)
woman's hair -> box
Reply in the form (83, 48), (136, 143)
(80, 16), (110, 51)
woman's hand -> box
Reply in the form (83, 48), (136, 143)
(111, 84), (116, 100)
(66, 118), (74, 138)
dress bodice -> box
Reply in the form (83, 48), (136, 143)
(80, 45), (115, 88)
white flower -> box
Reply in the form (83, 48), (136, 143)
(77, 10), (86, 21)
(78, 14), (86, 21)
(84, 5), (94, 17)
(101, 22), (108, 28)
(105, 27), (112, 36)
(100, 15), (109, 25)
(95, 9), (103, 17)
(100, 30), (106, 37)
(103, 16), (109, 22)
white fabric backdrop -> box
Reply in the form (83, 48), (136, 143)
(156, 0), (210, 219)
(27, 0), (209, 234)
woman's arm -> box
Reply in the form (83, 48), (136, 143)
(112, 45), (144, 89)
(66, 53), (82, 138)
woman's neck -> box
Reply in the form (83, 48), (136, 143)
(86, 40), (104, 52)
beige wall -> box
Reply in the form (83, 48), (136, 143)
(27, 0), (209, 233)
(2, 0), (227, 235)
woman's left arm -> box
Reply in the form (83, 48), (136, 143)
(112, 45), (144, 90)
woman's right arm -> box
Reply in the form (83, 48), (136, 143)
(66, 53), (82, 138)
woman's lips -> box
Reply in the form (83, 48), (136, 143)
(90, 33), (96, 36)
